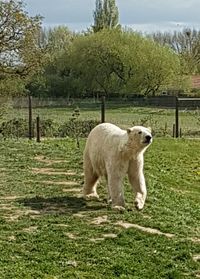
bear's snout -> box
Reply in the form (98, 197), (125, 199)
(144, 135), (152, 144)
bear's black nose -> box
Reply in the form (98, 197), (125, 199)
(145, 135), (152, 143)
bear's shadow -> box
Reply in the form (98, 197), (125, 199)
(18, 195), (106, 215)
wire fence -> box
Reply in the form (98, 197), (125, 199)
(0, 96), (200, 140)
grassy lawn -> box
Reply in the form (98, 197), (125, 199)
(6, 103), (200, 137)
(0, 137), (199, 278)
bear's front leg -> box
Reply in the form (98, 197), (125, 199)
(128, 158), (147, 210)
(107, 172), (125, 211)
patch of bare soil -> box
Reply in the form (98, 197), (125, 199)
(0, 204), (17, 210)
(62, 188), (81, 193)
(103, 233), (118, 239)
(171, 188), (199, 195)
(90, 237), (105, 242)
(55, 224), (69, 228)
(116, 221), (174, 238)
(73, 212), (88, 218)
(42, 180), (79, 186)
(90, 215), (109, 225)
(189, 238), (200, 243)
(34, 155), (69, 165)
(5, 208), (41, 222)
(0, 196), (24, 200)
(22, 226), (38, 233)
(65, 233), (79, 239)
(8, 235), (16, 241)
(31, 168), (76, 176)
(193, 255), (200, 262)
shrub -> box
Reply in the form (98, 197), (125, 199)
(0, 117), (99, 139)
(0, 118), (28, 138)
(58, 119), (100, 138)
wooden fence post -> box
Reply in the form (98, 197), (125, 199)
(175, 97), (179, 138)
(172, 124), (175, 138)
(28, 95), (33, 140)
(36, 116), (40, 143)
(101, 96), (105, 123)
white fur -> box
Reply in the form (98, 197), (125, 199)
(83, 123), (152, 210)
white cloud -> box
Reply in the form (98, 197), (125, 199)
(25, 0), (200, 32)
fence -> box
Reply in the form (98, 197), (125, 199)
(10, 95), (200, 109)
(0, 96), (199, 140)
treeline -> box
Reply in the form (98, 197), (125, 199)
(1, 0), (200, 99)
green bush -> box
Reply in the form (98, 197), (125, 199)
(0, 118), (99, 138)
(38, 119), (59, 137)
(58, 119), (100, 138)
(0, 118), (28, 138)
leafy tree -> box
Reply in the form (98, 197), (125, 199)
(28, 26), (77, 98)
(92, 0), (120, 32)
(131, 38), (182, 96)
(68, 29), (182, 96)
(0, 0), (43, 96)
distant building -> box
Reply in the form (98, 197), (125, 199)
(191, 75), (200, 89)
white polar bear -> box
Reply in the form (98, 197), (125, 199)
(83, 123), (152, 210)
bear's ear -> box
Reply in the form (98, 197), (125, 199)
(147, 127), (152, 133)
(127, 128), (132, 134)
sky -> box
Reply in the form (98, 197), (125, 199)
(25, 0), (200, 33)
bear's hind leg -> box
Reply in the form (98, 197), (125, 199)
(83, 157), (99, 199)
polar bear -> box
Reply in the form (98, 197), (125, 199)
(83, 123), (152, 210)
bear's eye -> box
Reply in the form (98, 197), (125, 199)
(138, 131), (142, 134)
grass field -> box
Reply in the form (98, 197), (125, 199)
(0, 137), (200, 278)
(5, 102), (200, 137)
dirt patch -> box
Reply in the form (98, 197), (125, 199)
(73, 212), (88, 218)
(189, 237), (200, 243)
(4, 208), (41, 222)
(62, 188), (81, 193)
(32, 168), (76, 176)
(55, 224), (69, 228)
(193, 255), (200, 262)
(171, 188), (199, 196)
(42, 180), (79, 186)
(8, 235), (16, 241)
(0, 204), (17, 210)
(3, 209), (24, 221)
(65, 233), (79, 240)
(24, 209), (41, 216)
(22, 226), (38, 233)
(90, 215), (109, 225)
(66, 260), (78, 267)
(34, 155), (69, 165)
(0, 196), (23, 201)
(116, 221), (174, 238)
(103, 233), (118, 239)
(90, 237), (105, 242)
(0, 168), (7, 171)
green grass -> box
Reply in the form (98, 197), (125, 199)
(5, 103), (200, 137)
(0, 138), (200, 278)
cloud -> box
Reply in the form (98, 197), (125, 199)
(25, 0), (200, 32)
(117, 0), (200, 24)
(25, 0), (94, 24)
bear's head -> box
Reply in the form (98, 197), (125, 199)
(127, 126), (152, 151)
